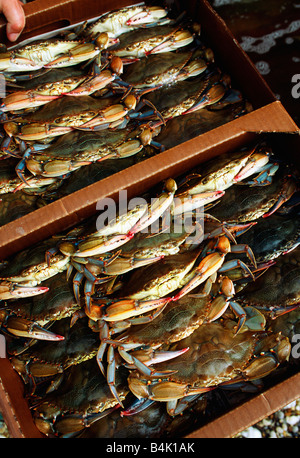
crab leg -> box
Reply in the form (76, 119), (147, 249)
(107, 345), (125, 408)
(75, 104), (129, 130)
(105, 342), (187, 405)
(1, 91), (60, 112)
(120, 349), (186, 376)
(120, 398), (155, 417)
(0, 54), (43, 72)
(106, 341), (189, 370)
(126, 7), (171, 27)
(97, 321), (110, 377)
(167, 394), (203, 416)
(15, 149), (32, 186)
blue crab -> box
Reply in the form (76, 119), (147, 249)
(0, 40), (100, 73)
(126, 319), (290, 415)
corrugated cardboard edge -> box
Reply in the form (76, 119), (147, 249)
(185, 372), (300, 438)
(0, 358), (43, 438)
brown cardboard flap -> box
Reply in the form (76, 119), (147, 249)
(185, 372), (300, 438)
(0, 358), (43, 438)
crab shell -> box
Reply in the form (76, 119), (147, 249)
(110, 25), (194, 59)
(122, 49), (209, 89)
(23, 124), (161, 178)
(236, 246), (300, 317)
(127, 320), (291, 406)
(84, 5), (171, 39)
(32, 358), (129, 436)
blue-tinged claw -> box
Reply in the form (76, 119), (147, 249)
(130, 353), (178, 378)
(230, 243), (257, 268)
(149, 139), (164, 151)
(121, 398), (155, 417)
(250, 163), (279, 186)
(66, 264), (74, 281)
(263, 175), (298, 218)
(229, 301), (246, 333)
(167, 394), (202, 416)
(218, 259), (255, 280)
(0, 136), (19, 158)
(82, 266), (99, 284)
(86, 250), (121, 268)
(73, 272), (84, 305)
(96, 341), (108, 377)
(15, 149), (32, 186)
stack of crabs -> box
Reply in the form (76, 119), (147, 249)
(0, 3), (299, 439)
(0, 130), (300, 437)
(0, 2), (251, 226)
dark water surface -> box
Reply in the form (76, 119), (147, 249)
(208, 0), (300, 126)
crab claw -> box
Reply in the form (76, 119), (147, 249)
(119, 347), (189, 373)
(5, 316), (64, 341)
(110, 56), (123, 75)
(76, 104), (128, 130)
(74, 233), (134, 258)
(66, 70), (115, 96)
(146, 29), (194, 55)
(263, 176), (298, 218)
(130, 178), (177, 235)
(173, 252), (226, 302)
(126, 6), (169, 27)
(103, 297), (172, 322)
(121, 398), (155, 417)
(1, 91), (59, 112)
(0, 282), (49, 300)
(233, 151), (270, 184)
(0, 54), (42, 72)
(183, 83), (226, 114)
(28, 124), (72, 141)
(44, 43), (100, 68)
(172, 190), (224, 216)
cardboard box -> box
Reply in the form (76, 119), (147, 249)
(0, 0), (298, 259)
(0, 0), (299, 439)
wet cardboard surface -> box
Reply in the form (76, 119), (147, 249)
(0, 0), (299, 439)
